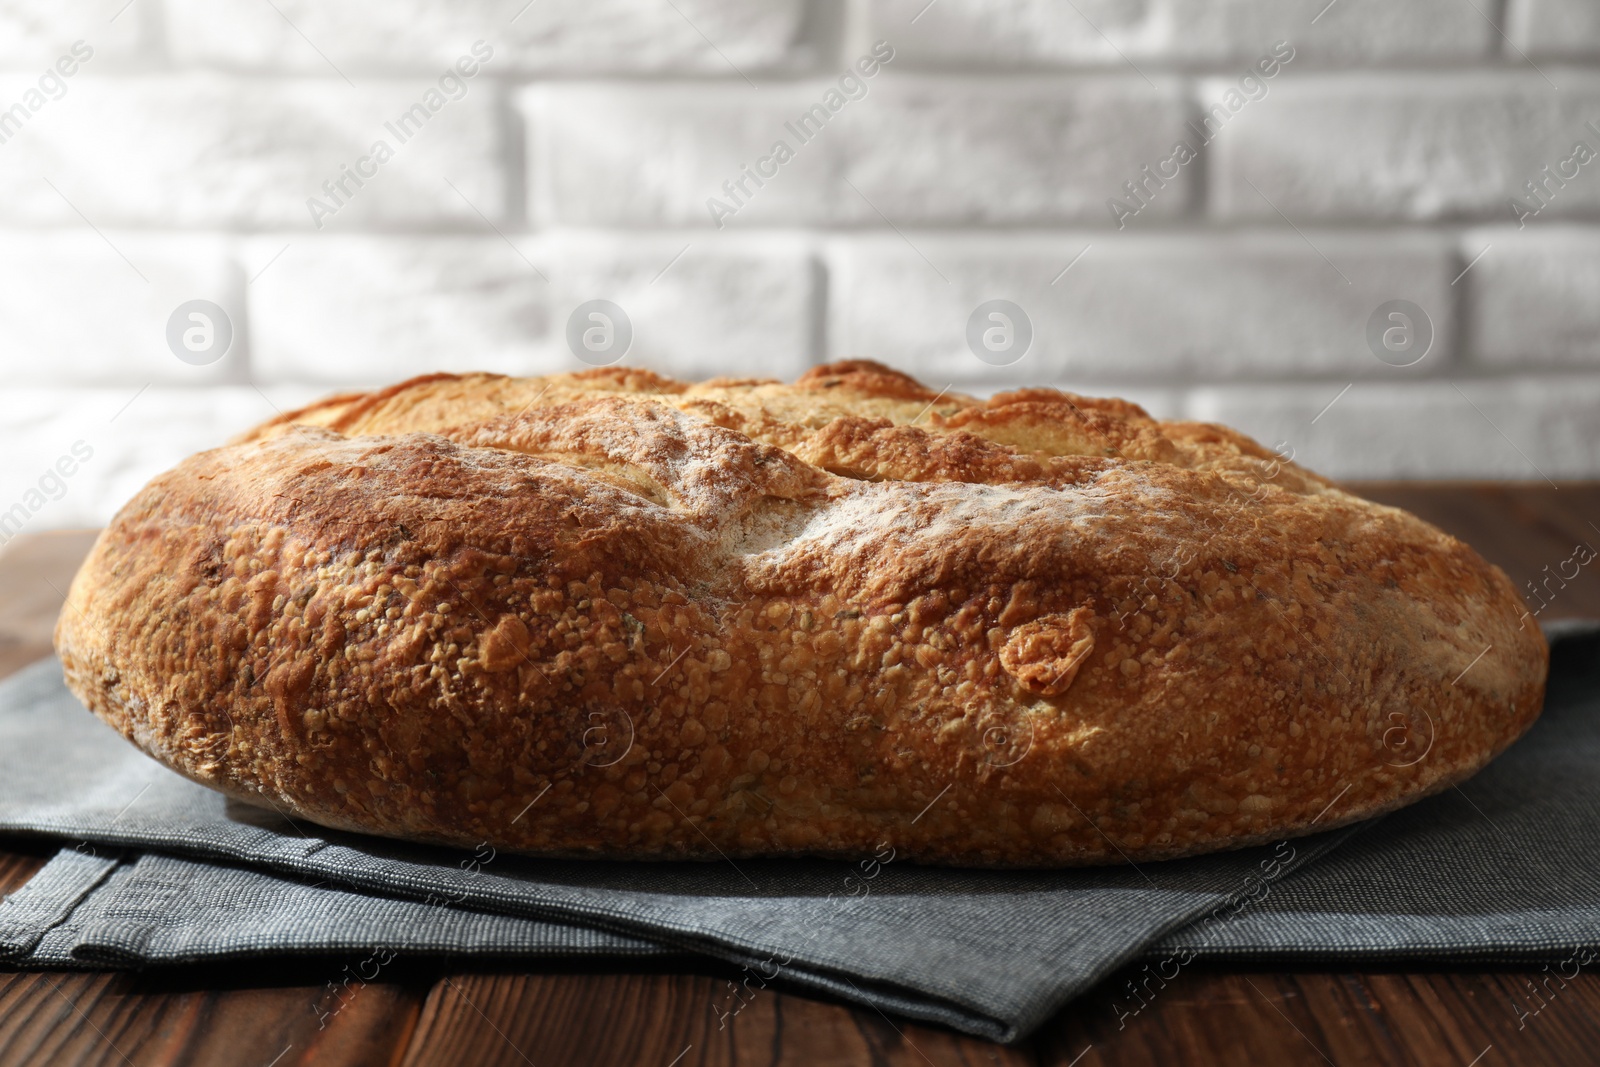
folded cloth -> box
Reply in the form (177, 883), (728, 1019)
(0, 623), (1593, 1041)
(0, 847), (668, 971)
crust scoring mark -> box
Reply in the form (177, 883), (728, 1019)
(1000, 608), (1098, 697)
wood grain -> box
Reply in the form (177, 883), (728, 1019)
(0, 846), (51, 897)
(1038, 966), (1600, 1066)
(1, 485), (1598, 1066)
(0, 530), (98, 680)
(0, 967), (424, 1067)
(401, 968), (1035, 1067)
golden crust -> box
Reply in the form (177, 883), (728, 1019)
(55, 361), (1547, 866)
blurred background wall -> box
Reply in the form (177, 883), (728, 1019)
(2, 0), (1598, 536)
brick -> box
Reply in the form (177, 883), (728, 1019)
(528, 76), (1190, 227)
(828, 232), (1454, 384)
(0, 1), (142, 65)
(0, 232), (243, 385)
(165, 0), (812, 74)
(245, 237), (554, 386)
(1209, 72), (1600, 223)
(0, 386), (324, 535)
(873, 0), (1491, 66)
(1510, 0), (1600, 56)
(0, 75), (502, 228)
(247, 235), (818, 385)
(554, 235), (820, 381)
(1464, 228), (1600, 369)
(1184, 378), (1600, 480)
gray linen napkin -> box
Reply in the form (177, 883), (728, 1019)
(0, 847), (667, 970)
(0, 654), (1374, 1041)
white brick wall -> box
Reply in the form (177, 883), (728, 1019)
(1210, 73), (1600, 222)
(1466, 227), (1600, 369)
(873, 0), (1492, 66)
(0, 0), (1596, 533)
(829, 232), (1455, 383)
(0, 232), (242, 385)
(246, 234), (819, 384)
(530, 77), (1191, 227)
(0, 385), (325, 541)
(0, 74), (504, 228)
(1187, 378), (1600, 481)
(1511, 0), (1600, 57)
(0, 2), (143, 64)
(165, 0), (816, 75)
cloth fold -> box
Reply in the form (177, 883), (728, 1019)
(1, 623), (1595, 1041)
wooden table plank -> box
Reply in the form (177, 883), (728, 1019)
(0, 967), (425, 1067)
(401, 969), (1036, 1067)
(1038, 967), (1600, 1067)
(0, 846), (51, 897)
(0, 530), (99, 679)
(2, 485), (1598, 1066)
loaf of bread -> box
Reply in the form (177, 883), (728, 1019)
(54, 362), (1546, 866)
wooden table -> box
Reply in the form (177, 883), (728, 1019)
(3, 485), (1599, 1067)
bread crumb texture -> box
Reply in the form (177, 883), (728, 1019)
(55, 362), (1547, 866)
